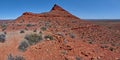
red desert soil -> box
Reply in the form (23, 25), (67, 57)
(0, 4), (120, 60)
(88, 20), (120, 31)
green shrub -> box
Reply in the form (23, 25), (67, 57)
(109, 47), (114, 51)
(33, 29), (37, 32)
(44, 35), (53, 40)
(18, 41), (29, 52)
(1, 24), (7, 31)
(15, 55), (25, 60)
(69, 33), (75, 38)
(7, 54), (14, 60)
(45, 22), (51, 28)
(40, 27), (46, 31)
(87, 39), (94, 44)
(0, 34), (6, 43)
(20, 30), (25, 33)
(24, 34), (43, 45)
(75, 57), (81, 60)
(26, 24), (34, 27)
(7, 54), (25, 60)
(18, 34), (43, 52)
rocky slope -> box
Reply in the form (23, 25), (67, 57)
(0, 4), (120, 60)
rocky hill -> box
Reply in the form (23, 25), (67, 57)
(0, 4), (120, 60)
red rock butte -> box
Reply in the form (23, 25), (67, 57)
(15, 4), (80, 23)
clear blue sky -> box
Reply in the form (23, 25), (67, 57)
(0, 0), (120, 19)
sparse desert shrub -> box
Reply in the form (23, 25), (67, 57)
(26, 24), (33, 27)
(44, 35), (53, 40)
(1, 24), (7, 31)
(108, 27), (111, 29)
(7, 54), (25, 60)
(15, 55), (25, 60)
(20, 30), (25, 33)
(40, 27), (46, 31)
(109, 47), (114, 51)
(18, 34), (43, 52)
(87, 39), (94, 44)
(1, 24), (7, 27)
(24, 34), (42, 45)
(64, 39), (67, 44)
(57, 32), (64, 37)
(69, 33), (75, 38)
(100, 45), (108, 49)
(18, 41), (29, 52)
(33, 29), (37, 32)
(0, 34), (6, 43)
(75, 56), (81, 60)
(61, 50), (67, 55)
(7, 54), (14, 60)
(45, 22), (51, 28)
